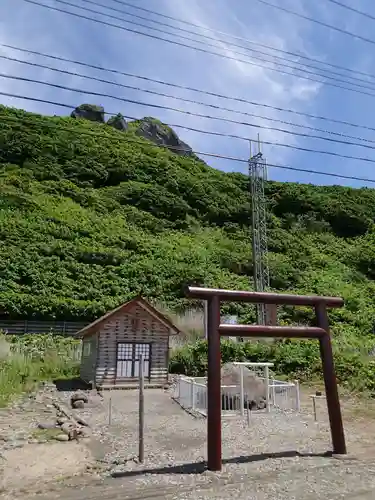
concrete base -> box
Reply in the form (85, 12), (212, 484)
(97, 383), (169, 391)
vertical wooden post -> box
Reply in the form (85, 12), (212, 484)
(315, 303), (346, 455)
(139, 355), (145, 463)
(266, 304), (277, 326)
(108, 390), (112, 426)
(312, 395), (318, 422)
(207, 295), (222, 471)
(204, 300), (208, 340)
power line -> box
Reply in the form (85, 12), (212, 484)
(1, 105), (375, 185)
(111, 0), (375, 82)
(3, 88), (375, 165)
(43, 0), (375, 93)
(4, 71), (375, 155)
(325, 0), (375, 22)
(4, 41), (375, 135)
(76, 0), (375, 90)
(20, 0), (375, 99)
(44, 0), (375, 91)
(4, 70), (375, 151)
(255, 0), (375, 47)
(4, 52), (375, 147)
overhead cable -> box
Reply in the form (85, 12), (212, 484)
(110, 0), (375, 81)
(75, 0), (375, 89)
(20, 0), (375, 99)
(3, 42), (375, 134)
(1, 108), (375, 184)
(3, 52), (375, 146)
(255, 0), (375, 47)
(3, 89), (375, 165)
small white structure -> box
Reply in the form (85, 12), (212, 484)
(173, 362), (300, 417)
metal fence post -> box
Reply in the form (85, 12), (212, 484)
(271, 377), (276, 406)
(191, 378), (196, 410)
(295, 380), (301, 412)
(239, 364), (244, 417)
(265, 365), (271, 413)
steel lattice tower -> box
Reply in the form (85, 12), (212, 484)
(249, 139), (270, 325)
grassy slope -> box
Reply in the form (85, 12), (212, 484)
(1, 105), (375, 390)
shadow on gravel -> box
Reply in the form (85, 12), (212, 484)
(53, 378), (92, 392)
(111, 450), (333, 477)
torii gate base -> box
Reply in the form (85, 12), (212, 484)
(186, 286), (347, 472)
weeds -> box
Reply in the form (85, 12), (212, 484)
(152, 301), (205, 348)
(0, 333), (80, 407)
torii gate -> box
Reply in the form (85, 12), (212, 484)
(186, 286), (347, 471)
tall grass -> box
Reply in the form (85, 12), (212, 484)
(152, 301), (205, 348)
(0, 333), (80, 407)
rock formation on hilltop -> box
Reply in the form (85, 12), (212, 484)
(134, 117), (193, 157)
(107, 113), (128, 131)
(70, 106), (194, 158)
(71, 104), (105, 123)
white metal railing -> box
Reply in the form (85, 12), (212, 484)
(173, 362), (300, 417)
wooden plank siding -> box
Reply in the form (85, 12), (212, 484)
(80, 334), (98, 384)
(95, 302), (170, 388)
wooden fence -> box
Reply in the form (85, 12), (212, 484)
(0, 320), (88, 336)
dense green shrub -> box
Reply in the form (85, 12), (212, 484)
(169, 339), (375, 395)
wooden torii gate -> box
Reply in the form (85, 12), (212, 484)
(186, 286), (347, 472)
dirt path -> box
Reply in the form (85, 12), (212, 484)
(2, 384), (375, 499)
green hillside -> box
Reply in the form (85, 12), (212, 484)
(0, 104), (375, 355)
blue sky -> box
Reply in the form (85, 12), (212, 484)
(1, 0), (375, 188)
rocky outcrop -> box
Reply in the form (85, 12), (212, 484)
(221, 362), (267, 411)
(107, 113), (128, 131)
(134, 117), (193, 157)
(71, 104), (105, 123)
(69, 107), (196, 158)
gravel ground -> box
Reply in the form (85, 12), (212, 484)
(37, 387), (375, 499)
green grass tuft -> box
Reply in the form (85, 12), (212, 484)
(0, 333), (80, 407)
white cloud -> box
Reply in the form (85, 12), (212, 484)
(155, 0), (322, 168)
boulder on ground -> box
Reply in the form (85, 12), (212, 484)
(221, 362), (267, 411)
(37, 422), (58, 430)
(61, 423), (79, 441)
(55, 434), (69, 442)
(56, 417), (69, 426)
(77, 426), (92, 439)
(72, 400), (85, 409)
(71, 391), (88, 404)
